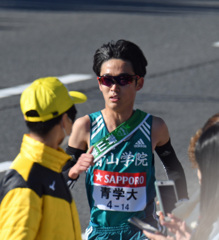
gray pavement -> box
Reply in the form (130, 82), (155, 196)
(0, 0), (219, 232)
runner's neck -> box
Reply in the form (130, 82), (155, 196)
(101, 109), (135, 132)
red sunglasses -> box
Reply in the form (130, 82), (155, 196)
(97, 74), (140, 87)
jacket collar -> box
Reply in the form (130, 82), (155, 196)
(20, 134), (71, 172)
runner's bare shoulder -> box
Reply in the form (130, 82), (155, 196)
(152, 116), (169, 147)
(69, 115), (90, 148)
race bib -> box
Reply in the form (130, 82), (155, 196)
(93, 170), (147, 212)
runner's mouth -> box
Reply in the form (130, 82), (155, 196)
(110, 96), (119, 102)
(110, 95), (119, 99)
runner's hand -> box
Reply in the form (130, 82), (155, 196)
(68, 146), (94, 179)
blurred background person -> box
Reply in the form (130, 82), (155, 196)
(144, 113), (219, 240)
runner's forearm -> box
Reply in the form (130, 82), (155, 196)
(155, 139), (189, 200)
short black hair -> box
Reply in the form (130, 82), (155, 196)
(93, 39), (148, 77)
(25, 105), (77, 137)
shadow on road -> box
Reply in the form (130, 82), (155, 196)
(0, 0), (219, 14)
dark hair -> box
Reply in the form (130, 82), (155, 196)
(25, 105), (77, 137)
(93, 39), (148, 77)
(65, 105), (77, 123)
(191, 123), (219, 239)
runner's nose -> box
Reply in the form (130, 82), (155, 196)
(110, 80), (120, 91)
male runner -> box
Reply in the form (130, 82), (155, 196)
(67, 40), (188, 240)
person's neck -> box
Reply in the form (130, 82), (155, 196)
(29, 125), (62, 150)
(101, 108), (134, 132)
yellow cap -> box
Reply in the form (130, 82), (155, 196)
(20, 77), (87, 122)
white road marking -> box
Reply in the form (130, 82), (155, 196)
(212, 41), (219, 47)
(0, 74), (92, 99)
(0, 161), (12, 172)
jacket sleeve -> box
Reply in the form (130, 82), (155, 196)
(0, 188), (42, 240)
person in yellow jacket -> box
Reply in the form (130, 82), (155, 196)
(0, 77), (89, 240)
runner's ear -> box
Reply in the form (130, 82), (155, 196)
(136, 77), (144, 91)
(98, 81), (103, 92)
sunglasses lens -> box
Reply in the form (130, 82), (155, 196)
(116, 75), (133, 86)
(101, 76), (114, 87)
(98, 75), (139, 87)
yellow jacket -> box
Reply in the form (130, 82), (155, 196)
(0, 134), (82, 240)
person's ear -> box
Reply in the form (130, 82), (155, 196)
(136, 77), (144, 91)
(98, 80), (103, 92)
(60, 113), (68, 128)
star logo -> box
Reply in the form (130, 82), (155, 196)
(95, 172), (103, 181)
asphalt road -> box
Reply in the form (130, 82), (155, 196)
(0, 0), (219, 233)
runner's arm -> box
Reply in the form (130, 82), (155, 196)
(62, 116), (93, 187)
(152, 117), (188, 200)
(62, 147), (86, 187)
